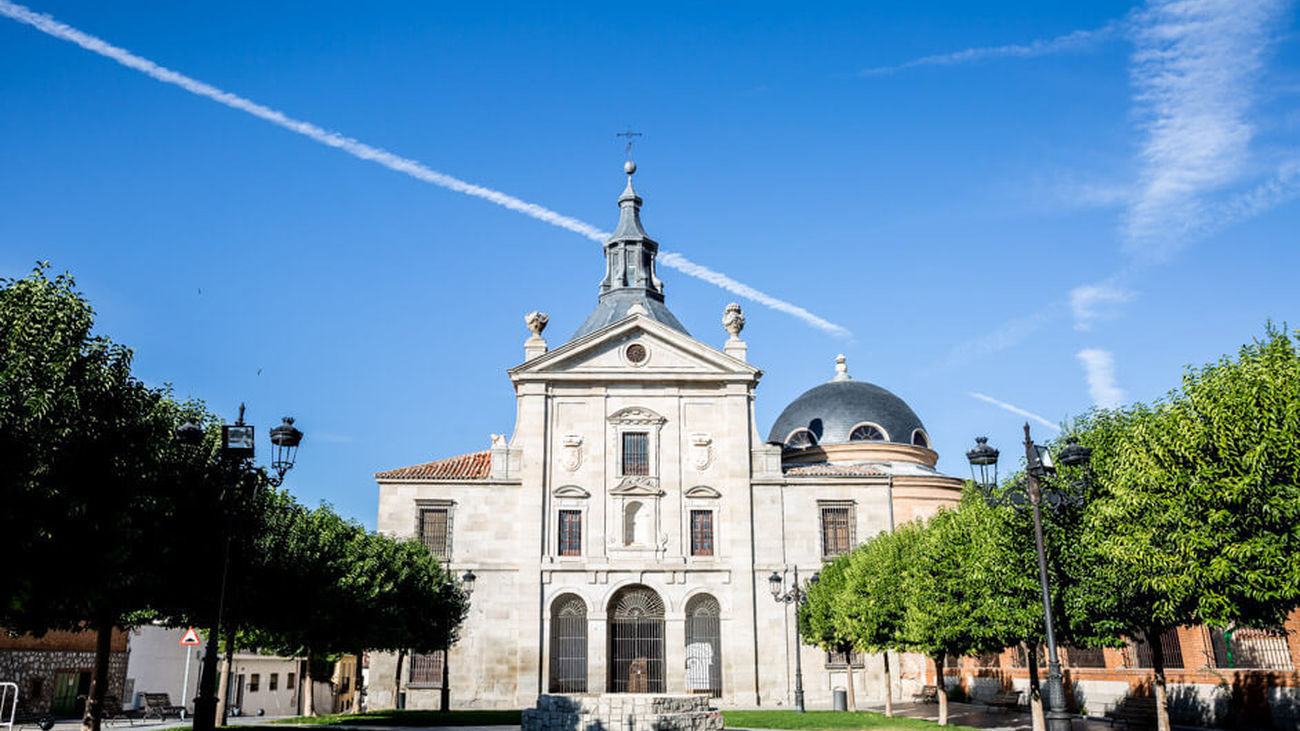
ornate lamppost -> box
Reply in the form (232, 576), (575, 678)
(177, 406), (303, 731)
(440, 569), (476, 712)
(769, 568), (819, 713)
(966, 425), (1090, 731)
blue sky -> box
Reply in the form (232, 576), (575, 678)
(2, 0), (1297, 527)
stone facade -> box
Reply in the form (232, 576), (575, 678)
(523, 694), (722, 731)
(370, 167), (965, 711)
(0, 630), (129, 715)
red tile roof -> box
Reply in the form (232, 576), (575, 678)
(375, 450), (492, 480)
(782, 462), (884, 477)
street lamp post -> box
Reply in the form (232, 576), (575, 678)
(966, 424), (1090, 731)
(768, 568), (819, 713)
(177, 406), (303, 731)
(440, 570), (476, 713)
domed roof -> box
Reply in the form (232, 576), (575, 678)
(767, 356), (927, 448)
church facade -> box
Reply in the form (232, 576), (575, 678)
(369, 164), (964, 710)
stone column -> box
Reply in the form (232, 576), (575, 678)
(665, 616), (686, 694)
(589, 616), (608, 693)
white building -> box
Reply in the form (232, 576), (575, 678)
(370, 163), (963, 710)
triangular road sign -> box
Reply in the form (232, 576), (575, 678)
(180, 628), (202, 646)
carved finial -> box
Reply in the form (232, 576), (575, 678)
(525, 311), (549, 336)
(722, 303), (745, 339)
(833, 354), (851, 381)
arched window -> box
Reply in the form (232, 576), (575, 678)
(849, 423), (888, 442)
(608, 586), (665, 693)
(911, 429), (930, 448)
(549, 594), (588, 693)
(685, 594), (722, 697)
(623, 501), (649, 546)
(784, 429), (817, 449)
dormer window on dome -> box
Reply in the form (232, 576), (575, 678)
(784, 429), (817, 450)
(849, 423), (887, 442)
(911, 429), (930, 448)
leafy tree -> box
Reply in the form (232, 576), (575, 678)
(798, 555), (857, 710)
(836, 521), (924, 717)
(1067, 325), (1300, 731)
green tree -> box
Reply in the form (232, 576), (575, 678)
(1068, 325), (1300, 731)
(837, 522), (925, 717)
(798, 555), (858, 710)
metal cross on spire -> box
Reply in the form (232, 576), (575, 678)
(616, 130), (643, 159)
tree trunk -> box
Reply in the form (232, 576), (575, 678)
(882, 652), (893, 717)
(302, 648), (316, 717)
(393, 650), (406, 710)
(844, 652), (857, 711)
(215, 630), (234, 725)
(1026, 643), (1044, 731)
(933, 653), (948, 726)
(80, 617), (113, 731)
(1148, 628), (1171, 731)
(352, 649), (365, 713)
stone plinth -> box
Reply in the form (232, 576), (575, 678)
(523, 694), (723, 731)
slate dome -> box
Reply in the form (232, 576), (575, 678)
(767, 356), (927, 448)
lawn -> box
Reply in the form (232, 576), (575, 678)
(722, 710), (980, 731)
(261, 709), (522, 726)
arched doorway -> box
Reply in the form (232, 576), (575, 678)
(685, 594), (722, 697)
(607, 585), (665, 692)
(549, 594), (588, 693)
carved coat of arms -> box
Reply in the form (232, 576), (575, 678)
(690, 433), (713, 471)
(561, 434), (583, 472)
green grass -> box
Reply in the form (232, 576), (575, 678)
(721, 710), (979, 731)
(260, 709), (522, 726)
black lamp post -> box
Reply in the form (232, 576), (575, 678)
(178, 405), (303, 731)
(441, 570), (477, 713)
(769, 568), (819, 713)
(966, 424), (1091, 731)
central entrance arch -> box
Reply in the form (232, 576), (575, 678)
(607, 585), (665, 693)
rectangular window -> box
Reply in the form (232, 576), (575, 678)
(690, 510), (714, 556)
(1064, 646), (1107, 668)
(1211, 627), (1294, 670)
(269, 673), (278, 691)
(825, 651), (864, 668)
(410, 651), (445, 687)
(559, 510), (582, 556)
(819, 501), (855, 558)
(249, 674), (260, 693)
(1132, 629), (1184, 669)
(622, 432), (649, 475)
(419, 507), (451, 560)
(286, 673), (295, 690)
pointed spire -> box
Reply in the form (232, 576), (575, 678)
(611, 159), (650, 242)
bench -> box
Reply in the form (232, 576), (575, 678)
(986, 690), (1023, 711)
(101, 700), (140, 726)
(913, 685), (938, 703)
(140, 694), (185, 721)
(1105, 696), (1157, 727)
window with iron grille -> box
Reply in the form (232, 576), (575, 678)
(1132, 629), (1184, 669)
(1064, 646), (1107, 668)
(824, 650), (865, 668)
(819, 502), (855, 558)
(622, 432), (649, 475)
(559, 510), (582, 556)
(1211, 627), (1294, 670)
(690, 510), (714, 556)
(410, 650), (445, 687)
(418, 506), (451, 560)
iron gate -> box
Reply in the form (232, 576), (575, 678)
(685, 594), (721, 697)
(608, 585), (665, 693)
(549, 595), (589, 692)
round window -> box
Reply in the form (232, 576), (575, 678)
(625, 343), (648, 364)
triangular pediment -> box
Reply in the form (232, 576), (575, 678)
(509, 315), (761, 382)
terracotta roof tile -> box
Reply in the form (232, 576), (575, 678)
(375, 451), (491, 480)
(782, 462), (883, 477)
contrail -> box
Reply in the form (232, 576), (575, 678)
(0, 0), (850, 339)
(858, 20), (1122, 76)
(968, 392), (1061, 432)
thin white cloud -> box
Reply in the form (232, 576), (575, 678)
(1070, 282), (1136, 331)
(937, 304), (1062, 372)
(0, 0), (851, 339)
(969, 392), (1061, 432)
(1123, 0), (1289, 259)
(1076, 348), (1125, 408)
(858, 20), (1123, 76)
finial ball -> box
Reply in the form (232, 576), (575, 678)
(624, 160), (637, 175)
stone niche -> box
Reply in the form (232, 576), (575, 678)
(523, 694), (723, 731)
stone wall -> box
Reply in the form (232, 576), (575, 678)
(523, 694), (722, 731)
(0, 649), (129, 714)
